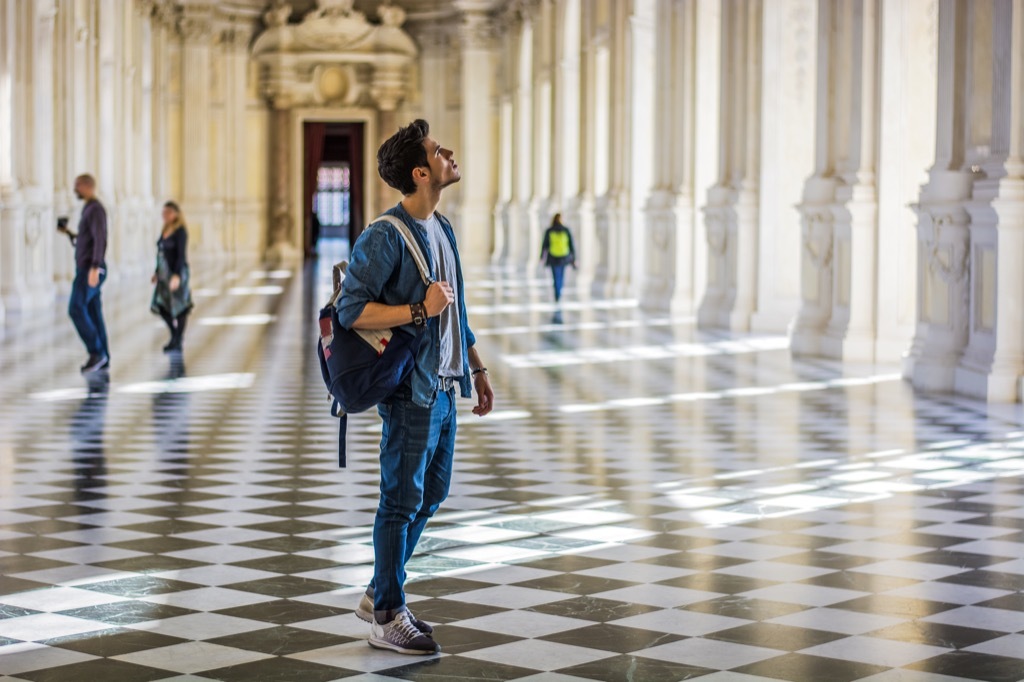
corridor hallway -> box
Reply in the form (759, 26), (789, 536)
(0, 263), (1023, 682)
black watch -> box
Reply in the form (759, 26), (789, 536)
(411, 302), (427, 327)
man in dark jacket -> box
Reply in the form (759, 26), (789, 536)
(65, 174), (110, 373)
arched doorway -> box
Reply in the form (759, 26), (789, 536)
(303, 121), (365, 258)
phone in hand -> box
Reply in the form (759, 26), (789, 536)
(56, 217), (69, 231)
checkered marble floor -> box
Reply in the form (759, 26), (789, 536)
(1, 251), (1023, 681)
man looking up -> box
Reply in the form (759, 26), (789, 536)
(336, 120), (495, 655)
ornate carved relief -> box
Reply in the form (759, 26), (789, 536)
(801, 210), (833, 268)
(253, 0), (418, 112)
(706, 213), (728, 255)
(924, 214), (969, 285)
(264, 3), (292, 28)
(24, 209), (42, 249)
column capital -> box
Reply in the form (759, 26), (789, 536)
(458, 10), (497, 50)
(178, 5), (216, 43)
(412, 24), (452, 54)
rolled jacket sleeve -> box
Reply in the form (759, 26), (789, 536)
(335, 223), (401, 330)
(90, 205), (108, 268)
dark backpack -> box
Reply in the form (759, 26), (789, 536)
(316, 215), (433, 466)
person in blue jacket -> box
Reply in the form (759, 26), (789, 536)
(335, 119), (495, 656)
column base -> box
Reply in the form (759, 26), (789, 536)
(954, 359), (1023, 403)
(458, 202), (495, 268)
(902, 338), (960, 393)
(264, 241), (301, 268)
(750, 310), (795, 334)
(820, 327), (877, 362)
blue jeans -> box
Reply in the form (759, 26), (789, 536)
(371, 385), (457, 620)
(551, 264), (567, 301)
(69, 269), (109, 358)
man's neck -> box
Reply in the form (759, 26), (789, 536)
(401, 189), (441, 221)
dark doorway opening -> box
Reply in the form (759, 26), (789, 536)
(302, 121), (365, 259)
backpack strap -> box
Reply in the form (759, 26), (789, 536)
(374, 214), (435, 286)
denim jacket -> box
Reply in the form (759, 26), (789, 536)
(335, 202), (476, 408)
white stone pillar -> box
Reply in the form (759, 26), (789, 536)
(28, 0), (57, 298)
(698, 0), (762, 330)
(568, 0), (598, 291)
(752, 0), (817, 333)
(818, 0), (881, 359)
(628, 0), (656, 300)
(0, 0), (58, 314)
(508, 17), (534, 267)
(954, 0), (1024, 401)
(874, 0), (938, 360)
(456, 2), (499, 266)
(0, 0), (20, 319)
(95, 0), (120, 273)
(178, 5), (213, 255)
(642, 0), (685, 311)
(593, 0), (635, 298)
(225, 25), (253, 262)
(904, 0), (975, 391)
(266, 103), (296, 265)
(492, 93), (513, 264)
(789, 0), (840, 355)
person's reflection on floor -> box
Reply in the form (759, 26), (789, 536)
(70, 373), (111, 502)
(153, 357), (190, 459)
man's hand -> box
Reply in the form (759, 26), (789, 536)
(424, 281), (454, 317)
(151, 273), (158, 284)
(472, 372), (494, 417)
(170, 274), (181, 292)
(87, 267), (100, 288)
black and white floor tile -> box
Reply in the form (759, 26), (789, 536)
(0, 246), (1023, 681)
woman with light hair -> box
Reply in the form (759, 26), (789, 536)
(150, 201), (194, 352)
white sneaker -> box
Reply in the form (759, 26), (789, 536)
(368, 611), (440, 655)
(356, 591), (433, 634)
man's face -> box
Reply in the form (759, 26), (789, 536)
(422, 137), (460, 190)
(74, 179), (89, 200)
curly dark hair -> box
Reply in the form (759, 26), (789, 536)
(377, 119), (430, 196)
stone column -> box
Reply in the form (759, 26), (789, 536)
(266, 103), (295, 265)
(593, 0), (633, 298)
(29, 0), (57, 296)
(789, 0), (839, 355)
(507, 16), (533, 267)
(567, 0), (597, 291)
(95, 0), (121, 272)
(820, 0), (880, 359)
(0, 0), (58, 314)
(456, 1), (499, 266)
(954, 0), (1024, 401)
(178, 4), (213, 254)
(752, 0), (816, 332)
(492, 93), (512, 264)
(224, 24), (254, 262)
(874, 0), (938, 360)
(641, 0), (682, 311)
(627, 0), (656, 299)
(527, 0), (554, 273)
(903, 0), (975, 391)
(0, 0), (24, 317)
(698, 0), (762, 330)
